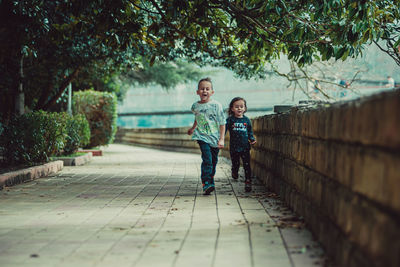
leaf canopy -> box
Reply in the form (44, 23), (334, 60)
(0, 0), (399, 118)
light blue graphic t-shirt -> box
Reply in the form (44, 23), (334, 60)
(191, 99), (226, 147)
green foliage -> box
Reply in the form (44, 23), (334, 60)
(143, 0), (400, 76)
(74, 114), (91, 148)
(0, 121), (3, 137)
(0, 111), (67, 165)
(63, 114), (91, 155)
(1, 0), (399, 120)
(73, 90), (117, 148)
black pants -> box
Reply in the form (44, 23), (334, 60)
(230, 150), (251, 180)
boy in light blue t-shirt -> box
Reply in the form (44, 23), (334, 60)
(188, 77), (226, 195)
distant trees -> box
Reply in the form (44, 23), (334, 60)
(1, 0), (399, 120)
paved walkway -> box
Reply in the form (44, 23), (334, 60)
(0, 144), (326, 267)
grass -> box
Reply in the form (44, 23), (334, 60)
(80, 146), (101, 150)
(53, 152), (87, 158)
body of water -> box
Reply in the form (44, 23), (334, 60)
(117, 66), (396, 129)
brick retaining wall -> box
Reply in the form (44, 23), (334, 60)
(115, 89), (400, 267)
(115, 127), (200, 154)
(251, 89), (400, 267)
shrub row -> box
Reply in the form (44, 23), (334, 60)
(0, 111), (90, 165)
(63, 113), (91, 155)
(73, 90), (117, 148)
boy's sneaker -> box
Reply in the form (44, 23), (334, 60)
(231, 171), (238, 180)
(244, 179), (252, 192)
(202, 181), (215, 195)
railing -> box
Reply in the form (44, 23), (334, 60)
(118, 107), (273, 117)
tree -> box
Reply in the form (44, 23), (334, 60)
(137, 0), (399, 76)
(0, 0), (199, 119)
(1, 0), (399, 121)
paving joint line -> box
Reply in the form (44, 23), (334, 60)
(131, 163), (183, 267)
(221, 164), (255, 267)
(171, 162), (200, 267)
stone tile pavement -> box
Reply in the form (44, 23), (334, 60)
(0, 144), (328, 267)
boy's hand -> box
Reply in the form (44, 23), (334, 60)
(187, 127), (195, 135)
(218, 139), (224, 148)
(250, 140), (257, 145)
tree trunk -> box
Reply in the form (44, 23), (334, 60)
(40, 67), (80, 111)
(35, 73), (54, 110)
(15, 53), (24, 115)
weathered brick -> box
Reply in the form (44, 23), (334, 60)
(300, 137), (310, 165)
(320, 180), (338, 221)
(322, 107), (332, 140)
(313, 140), (325, 175)
(284, 135), (292, 157)
(336, 193), (353, 235)
(350, 204), (371, 250)
(264, 116), (271, 133)
(341, 102), (355, 142)
(310, 173), (323, 205)
(376, 90), (400, 148)
(359, 99), (380, 144)
(383, 153), (400, 213)
(328, 106), (340, 140)
(334, 144), (352, 188)
(368, 210), (392, 260)
(293, 109), (302, 135)
(280, 113), (291, 134)
(301, 110), (310, 136)
(308, 109), (318, 138)
(290, 136), (301, 162)
(349, 146), (362, 187)
(291, 165), (303, 193)
(252, 117), (259, 132)
(352, 150), (385, 202)
(304, 138), (314, 168)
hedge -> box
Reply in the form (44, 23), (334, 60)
(0, 111), (67, 164)
(73, 90), (117, 148)
(63, 114), (91, 155)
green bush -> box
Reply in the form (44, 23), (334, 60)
(73, 90), (117, 148)
(75, 114), (91, 148)
(0, 121), (4, 156)
(63, 114), (91, 155)
(0, 111), (67, 164)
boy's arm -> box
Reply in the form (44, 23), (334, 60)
(218, 124), (225, 148)
(187, 120), (197, 135)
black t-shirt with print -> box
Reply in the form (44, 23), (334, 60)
(226, 115), (255, 152)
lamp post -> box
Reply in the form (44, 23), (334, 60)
(67, 70), (72, 115)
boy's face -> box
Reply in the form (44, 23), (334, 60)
(197, 81), (214, 103)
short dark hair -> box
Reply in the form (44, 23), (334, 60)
(198, 77), (213, 89)
(228, 97), (247, 116)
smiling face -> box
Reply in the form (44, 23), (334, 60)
(231, 99), (246, 118)
(196, 81), (214, 103)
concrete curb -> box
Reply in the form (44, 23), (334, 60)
(53, 152), (93, 166)
(0, 160), (63, 190)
